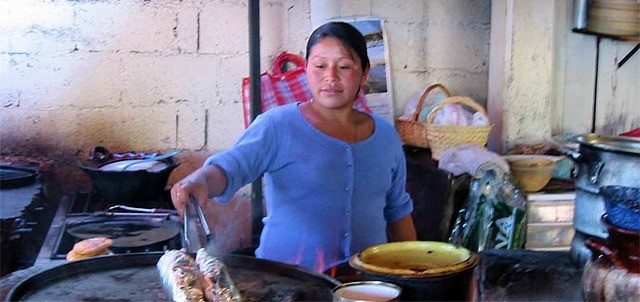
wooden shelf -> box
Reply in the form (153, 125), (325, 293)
(572, 28), (640, 43)
(573, 28), (640, 69)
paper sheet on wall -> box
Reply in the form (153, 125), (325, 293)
(328, 16), (395, 123)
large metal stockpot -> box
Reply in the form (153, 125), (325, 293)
(562, 134), (640, 266)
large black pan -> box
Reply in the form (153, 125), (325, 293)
(6, 252), (340, 301)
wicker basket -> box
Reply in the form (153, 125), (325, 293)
(426, 96), (493, 160)
(396, 84), (451, 148)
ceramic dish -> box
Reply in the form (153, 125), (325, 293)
(503, 155), (563, 192)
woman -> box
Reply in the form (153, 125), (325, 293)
(171, 22), (416, 273)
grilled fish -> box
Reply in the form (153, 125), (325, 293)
(195, 248), (241, 302)
(157, 249), (205, 302)
(157, 249), (241, 302)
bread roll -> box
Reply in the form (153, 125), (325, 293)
(66, 237), (113, 261)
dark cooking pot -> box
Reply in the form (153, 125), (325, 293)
(558, 134), (640, 266)
(79, 147), (179, 204)
(349, 241), (479, 301)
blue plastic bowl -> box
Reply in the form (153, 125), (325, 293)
(600, 185), (640, 232)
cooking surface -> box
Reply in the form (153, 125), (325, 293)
(40, 191), (182, 261)
(65, 216), (181, 248)
(478, 249), (583, 301)
(8, 253), (338, 302)
(2, 249), (585, 301)
(0, 163), (54, 277)
(17, 266), (165, 301)
(0, 178), (43, 220)
(0, 166), (38, 189)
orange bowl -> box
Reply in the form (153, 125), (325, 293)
(504, 155), (560, 192)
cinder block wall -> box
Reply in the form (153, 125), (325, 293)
(1, 0), (490, 160)
(0, 0), (491, 252)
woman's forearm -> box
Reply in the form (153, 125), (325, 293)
(171, 164), (228, 215)
(387, 214), (417, 242)
(200, 164), (228, 197)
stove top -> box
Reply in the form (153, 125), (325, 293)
(67, 190), (175, 214)
(36, 191), (182, 264)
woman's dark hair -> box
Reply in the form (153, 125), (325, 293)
(305, 22), (370, 70)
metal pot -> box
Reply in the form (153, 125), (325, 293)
(559, 134), (640, 266)
(78, 147), (179, 204)
(348, 241), (479, 301)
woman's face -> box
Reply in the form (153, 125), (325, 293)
(306, 37), (369, 109)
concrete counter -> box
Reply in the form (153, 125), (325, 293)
(478, 249), (583, 301)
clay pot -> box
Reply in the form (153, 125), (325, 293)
(504, 155), (558, 192)
(581, 215), (640, 301)
(349, 241), (479, 301)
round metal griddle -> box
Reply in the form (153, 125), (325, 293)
(6, 252), (340, 301)
(66, 218), (180, 248)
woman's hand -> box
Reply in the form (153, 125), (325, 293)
(170, 165), (227, 216)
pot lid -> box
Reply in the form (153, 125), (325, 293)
(574, 133), (640, 155)
(348, 241), (479, 277)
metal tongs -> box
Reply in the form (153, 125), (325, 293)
(183, 195), (241, 302)
(183, 195), (212, 253)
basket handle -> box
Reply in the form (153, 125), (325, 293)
(272, 52), (306, 76)
(426, 96), (487, 125)
(409, 84), (451, 122)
